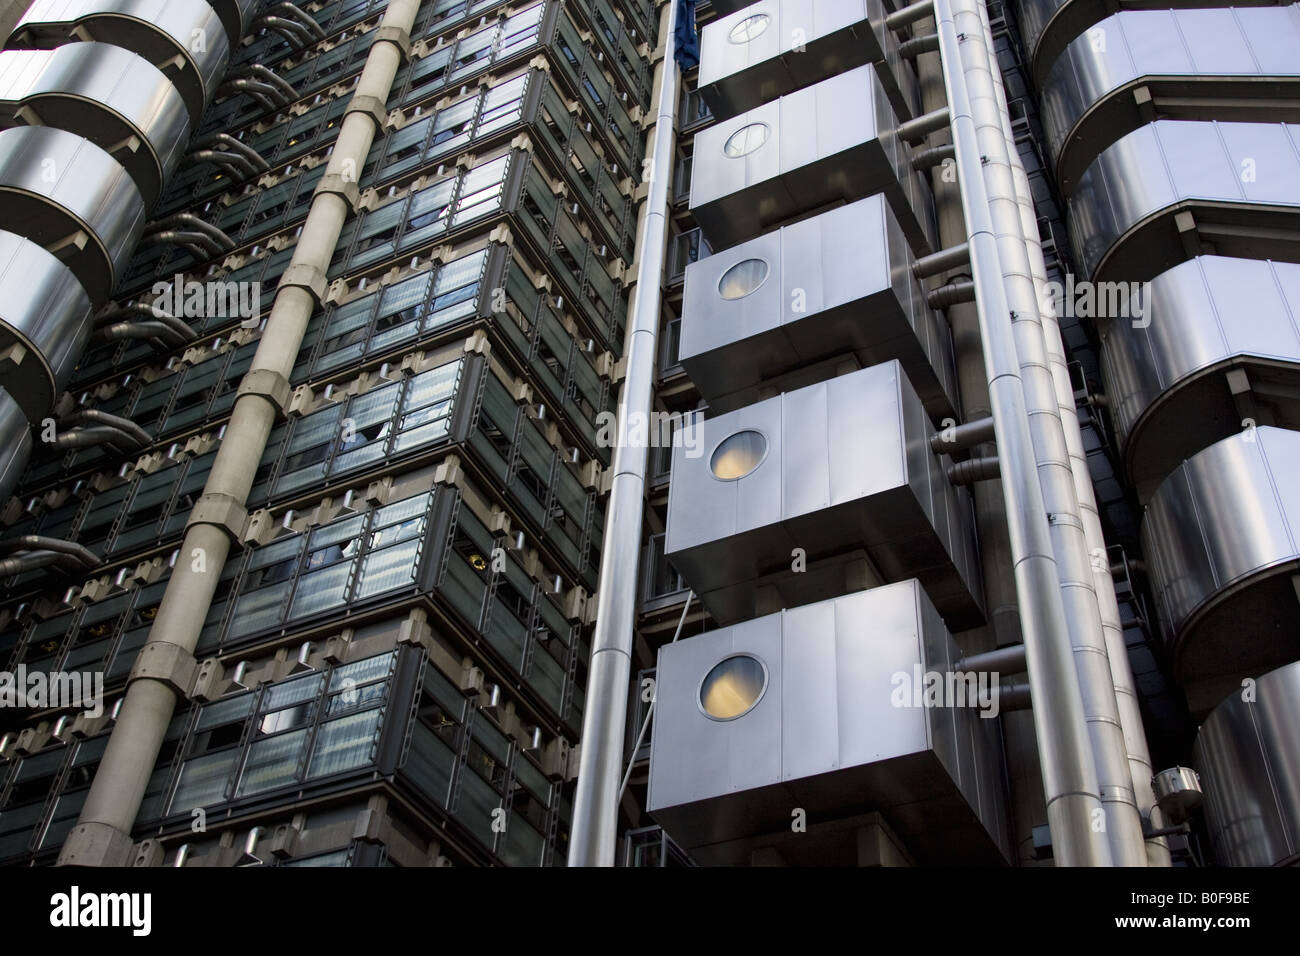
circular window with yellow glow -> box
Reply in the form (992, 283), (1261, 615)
(699, 654), (768, 720)
(710, 429), (767, 480)
(723, 122), (769, 158)
(728, 13), (770, 43)
(717, 258), (769, 300)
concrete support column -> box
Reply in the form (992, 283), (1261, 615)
(58, 0), (422, 867)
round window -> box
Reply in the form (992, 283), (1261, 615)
(723, 122), (770, 158)
(710, 429), (767, 480)
(700, 654), (768, 720)
(728, 13), (770, 43)
(717, 258), (769, 300)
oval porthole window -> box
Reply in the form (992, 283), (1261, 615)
(710, 429), (767, 480)
(723, 122), (769, 158)
(700, 654), (768, 720)
(717, 258), (769, 300)
(728, 13), (770, 43)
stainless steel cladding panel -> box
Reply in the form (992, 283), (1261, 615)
(664, 360), (983, 628)
(689, 64), (935, 253)
(1195, 661), (1300, 866)
(0, 124), (146, 304)
(0, 43), (191, 202)
(647, 581), (1008, 864)
(0, 390), (32, 504)
(1068, 120), (1300, 283)
(1141, 426), (1300, 715)
(1011, 0), (1286, 86)
(679, 193), (957, 418)
(698, 0), (918, 122)
(1039, 7), (1300, 193)
(10, 0), (233, 123)
(0, 230), (93, 419)
(208, 0), (260, 46)
(1099, 256), (1300, 500)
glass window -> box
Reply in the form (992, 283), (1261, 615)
(699, 654), (767, 720)
(710, 430), (767, 480)
(723, 123), (769, 158)
(717, 258), (768, 300)
(728, 14), (771, 43)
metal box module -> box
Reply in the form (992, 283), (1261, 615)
(647, 581), (1009, 865)
(664, 360), (983, 629)
(679, 193), (957, 419)
(698, 0), (919, 123)
(688, 63), (936, 253)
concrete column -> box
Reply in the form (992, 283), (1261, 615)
(58, 0), (423, 867)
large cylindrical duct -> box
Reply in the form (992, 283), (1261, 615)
(1194, 660), (1300, 866)
(0, 0), (242, 515)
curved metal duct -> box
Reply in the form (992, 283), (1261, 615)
(0, 391), (32, 504)
(208, 0), (262, 48)
(1098, 256), (1300, 501)
(1141, 426), (1300, 715)
(0, 230), (94, 420)
(1039, 7), (1300, 195)
(1013, 0), (1290, 88)
(1194, 660), (1300, 866)
(1068, 120), (1300, 283)
(0, 124), (145, 305)
(8, 0), (232, 124)
(0, 43), (191, 204)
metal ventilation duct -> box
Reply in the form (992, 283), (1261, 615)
(647, 580), (1009, 864)
(8, 0), (233, 124)
(1068, 120), (1300, 283)
(1039, 6), (1300, 194)
(0, 43), (192, 203)
(0, 124), (145, 305)
(1098, 256), (1300, 501)
(1013, 0), (1289, 87)
(1194, 660), (1300, 867)
(665, 360), (984, 629)
(679, 193), (957, 419)
(698, 0), (918, 122)
(0, 230), (94, 420)
(1141, 426), (1300, 715)
(208, 0), (261, 47)
(0, 391), (32, 503)
(689, 64), (936, 253)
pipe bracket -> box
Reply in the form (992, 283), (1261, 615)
(345, 94), (392, 133)
(314, 171), (361, 211)
(127, 640), (199, 698)
(236, 368), (293, 416)
(278, 263), (328, 304)
(373, 25), (412, 61)
(185, 492), (249, 541)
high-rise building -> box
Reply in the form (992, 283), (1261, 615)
(0, 0), (1295, 870)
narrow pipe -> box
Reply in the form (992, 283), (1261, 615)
(187, 149), (258, 177)
(912, 143), (956, 170)
(934, 0), (1111, 866)
(568, 0), (680, 868)
(947, 454), (1000, 485)
(899, 33), (941, 59)
(886, 0), (936, 31)
(958, 642), (1026, 675)
(0, 535), (99, 566)
(897, 105), (951, 143)
(60, 409), (152, 447)
(913, 241), (969, 278)
(928, 278), (976, 308)
(930, 414), (995, 454)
